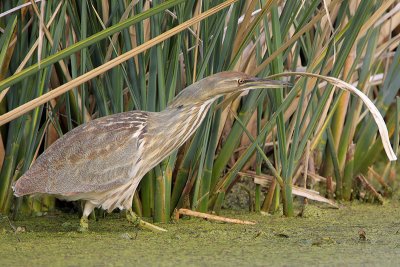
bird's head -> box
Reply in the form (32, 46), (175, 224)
(169, 71), (289, 108)
(199, 71), (289, 99)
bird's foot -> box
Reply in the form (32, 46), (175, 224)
(77, 217), (89, 233)
(126, 209), (167, 232)
(126, 211), (141, 227)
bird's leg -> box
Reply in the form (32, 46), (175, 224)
(78, 202), (95, 232)
(126, 208), (167, 232)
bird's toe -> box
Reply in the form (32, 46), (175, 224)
(77, 217), (89, 233)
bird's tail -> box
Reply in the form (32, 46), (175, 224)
(13, 181), (22, 197)
(12, 176), (29, 197)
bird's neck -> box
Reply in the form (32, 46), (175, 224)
(143, 100), (215, 168)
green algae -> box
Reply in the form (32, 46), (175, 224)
(1, 202), (400, 266)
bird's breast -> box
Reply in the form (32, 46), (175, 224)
(142, 102), (214, 169)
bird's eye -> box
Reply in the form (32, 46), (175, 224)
(238, 78), (245, 85)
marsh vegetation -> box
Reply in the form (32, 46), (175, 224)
(0, 0), (399, 265)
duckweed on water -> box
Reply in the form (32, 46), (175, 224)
(1, 202), (400, 266)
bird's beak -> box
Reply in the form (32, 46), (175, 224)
(216, 77), (291, 110)
(241, 77), (291, 90)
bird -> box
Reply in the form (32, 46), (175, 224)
(13, 71), (287, 232)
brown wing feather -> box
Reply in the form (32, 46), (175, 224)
(14, 111), (148, 196)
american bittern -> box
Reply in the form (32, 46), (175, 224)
(13, 72), (287, 232)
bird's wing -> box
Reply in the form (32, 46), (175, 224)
(20, 111), (148, 195)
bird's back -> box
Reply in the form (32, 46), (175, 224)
(14, 111), (148, 197)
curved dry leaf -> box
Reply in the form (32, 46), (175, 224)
(270, 72), (397, 161)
